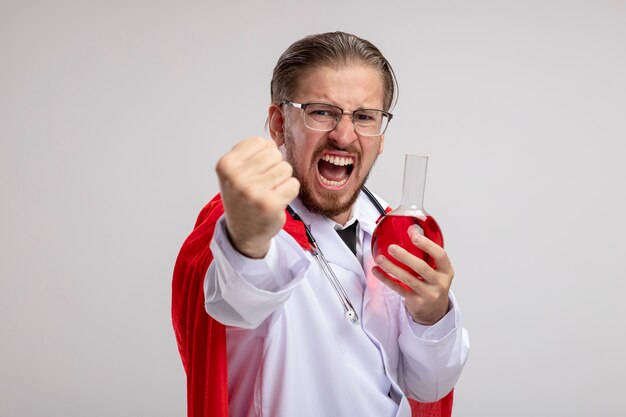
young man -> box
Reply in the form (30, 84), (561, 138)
(173, 32), (469, 417)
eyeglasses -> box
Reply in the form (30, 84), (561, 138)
(282, 100), (393, 137)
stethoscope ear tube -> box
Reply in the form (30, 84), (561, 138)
(362, 186), (387, 217)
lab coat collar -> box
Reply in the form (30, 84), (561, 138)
(288, 190), (388, 279)
(288, 198), (361, 277)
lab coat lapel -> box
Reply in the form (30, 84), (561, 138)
(288, 192), (389, 297)
(288, 198), (364, 277)
(307, 215), (364, 277)
(361, 220), (379, 314)
(358, 192), (389, 316)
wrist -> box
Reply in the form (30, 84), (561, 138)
(409, 299), (451, 326)
(224, 223), (271, 259)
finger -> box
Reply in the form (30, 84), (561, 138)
(386, 244), (437, 282)
(374, 254), (428, 292)
(216, 137), (274, 179)
(241, 158), (296, 202)
(407, 227), (453, 274)
(235, 144), (284, 180)
(218, 143), (284, 197)
(273, 176), (300, 203)
(227, 170), (297, 215)
(371, 266), (413, 296)
(232, 140), (281, 175)
(260, 160), (294, 189)
(230, 136), (275, 162)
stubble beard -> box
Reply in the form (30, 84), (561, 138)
(283, 130), (372, 219)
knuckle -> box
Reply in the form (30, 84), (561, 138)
(272, 164), (287, 180)
(250, 136), (265, 143)
(256, 198), (271, 213)
(263, 145), (282, 162)
(239, 183), (261, 202)
(425, 288), (439, 302)
(257, 196), (279, 214)
(288, 177), (300, 195)
(261, 136), (276, 146)
(247, 136), (265, 146)
(282, 161), (294, 176)
(273, 160), (292, 178)
(215, 154), (231, 176)
(268, 143), (282, 155)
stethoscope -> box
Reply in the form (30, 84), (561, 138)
(286, 187), (387, 325)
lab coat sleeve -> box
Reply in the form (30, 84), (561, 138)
(396, 290), (470, 402)
(204, 216), (312, 329)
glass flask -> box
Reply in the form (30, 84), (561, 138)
(371, 154), (443, 288)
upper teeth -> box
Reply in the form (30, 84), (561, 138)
(321, 154), (354, 166)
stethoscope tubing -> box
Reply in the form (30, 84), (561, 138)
(286, 187), (386, 325)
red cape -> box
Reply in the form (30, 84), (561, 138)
(172, 194), (453, 416)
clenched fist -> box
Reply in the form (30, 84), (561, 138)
(215, 137), (300, 258)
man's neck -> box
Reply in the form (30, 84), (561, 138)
(329, 210), (352, 226)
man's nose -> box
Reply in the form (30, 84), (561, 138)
(328, 114), (357, 147)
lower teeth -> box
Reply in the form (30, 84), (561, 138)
(319, 175), (348, 186)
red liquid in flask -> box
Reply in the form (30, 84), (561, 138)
(371, 214), (443, 287)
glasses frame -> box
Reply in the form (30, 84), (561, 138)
(282, 100), (393, 137)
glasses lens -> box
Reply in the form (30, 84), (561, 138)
(303, 104), (341, 131)
(354, 110), (388, 136)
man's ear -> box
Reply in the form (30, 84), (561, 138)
(268, 104), (285, 146)
(377, 134), (385, 155)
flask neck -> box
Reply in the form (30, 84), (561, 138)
(399, 155), (428, 211)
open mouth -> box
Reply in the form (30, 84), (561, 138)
(317, 153), (355, 188)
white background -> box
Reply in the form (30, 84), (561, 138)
(2, 1), (625, 416)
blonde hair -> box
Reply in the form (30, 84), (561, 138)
(270, 32), (398, 111)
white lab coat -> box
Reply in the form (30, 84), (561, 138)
(205, 191), (470, 417)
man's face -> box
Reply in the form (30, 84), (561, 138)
(270, 64), (386, 224)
